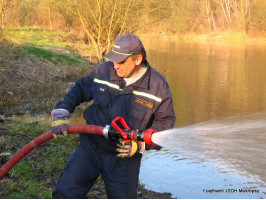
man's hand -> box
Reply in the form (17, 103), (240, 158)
(51, 109), (70, 139)
(116, 139), (145, 158)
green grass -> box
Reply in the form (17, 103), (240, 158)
(11, 162), (36, 179)
(2, 119), (78, 146)
(5, 26), (95, 56)
(6, 26), (74, 50)
(20, 45), (82, 65)
(7, 193), (26, 199)
(4, 176), (53, 198)
(4, 26), (95, 67)
(3, 120), (50, 138)
(0, 33), (94, 116)
(5, 26), (96, 61)
(25, 180), (41, 197)
(0, 117), (79, 198)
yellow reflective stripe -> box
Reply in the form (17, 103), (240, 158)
(132, 90), (162, 102)
(51, 120), (69, 127)
(112, 49), (132, 56)
(94, 78), (122, 90)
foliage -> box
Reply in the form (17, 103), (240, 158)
(68, 0), (170, 61)
(2, 0), (266, 36)
(2, 0), (171, 61)
(250, 0), (266, 34)
(168, 0), (200, 34)
(0, 28), (4, 40)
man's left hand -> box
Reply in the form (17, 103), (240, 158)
(116, 139), (145, 158)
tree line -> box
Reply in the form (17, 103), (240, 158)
(1, 0), (265, 61)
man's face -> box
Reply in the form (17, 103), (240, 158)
(114, 55), (143, 78)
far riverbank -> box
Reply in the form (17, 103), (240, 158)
(138, 31), (266, 44)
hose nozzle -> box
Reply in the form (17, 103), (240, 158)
(103, 117), (156, 145)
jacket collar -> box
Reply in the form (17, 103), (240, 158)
(110, 61), (151, 90)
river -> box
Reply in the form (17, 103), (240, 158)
(139, 38), (266, 198)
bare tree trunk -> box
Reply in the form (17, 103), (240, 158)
(106, 0), (117, 53)
(47, 6), (53, 30)
(225, 0), (231, 23)
(1, 0), (6, 29)
(74, 0), (103, 62)
(216, 0), (229, 23)
(205, 0), (212, 31)
(211, 11), (216, 30)
(1, 12), (4, 29)
(96, 0), (102, 57)
(118, 0), (132, 35)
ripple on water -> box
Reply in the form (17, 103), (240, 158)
(141, 113), (266, 198)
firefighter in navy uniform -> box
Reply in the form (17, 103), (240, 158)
(51, 33), (176, 199)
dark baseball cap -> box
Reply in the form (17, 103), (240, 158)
(104, 33), (145, 63)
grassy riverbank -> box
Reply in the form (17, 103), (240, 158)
(0, 27), (173, 198)
(0, 27), (96, 116)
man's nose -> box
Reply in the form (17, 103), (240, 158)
(114, 63), (120, 69)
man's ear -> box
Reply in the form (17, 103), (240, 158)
(135, 54), (143, 65)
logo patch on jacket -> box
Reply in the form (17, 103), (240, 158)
(97, 86), (106, 93)
(135, 98), (154, 109)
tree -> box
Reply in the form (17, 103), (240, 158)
(71, 0), (133, 62)
(54, 0), (77, 31)
(250, 0), (266, 34)
(214, 0), (254, 31)
(0, 0), (14, 28)
(66, 0), (169, 62)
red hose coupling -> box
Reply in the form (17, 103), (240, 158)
(143, 129), (156, 145)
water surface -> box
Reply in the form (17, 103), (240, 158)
(139, 38), (266, 198)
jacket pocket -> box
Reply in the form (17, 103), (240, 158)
(93, 85), (110, 107)
(127, 107), (147, 131)
(130, 107), (145, 121)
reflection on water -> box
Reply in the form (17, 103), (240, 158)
(139, 39), (266, 198)
(142, 38), (266, 127)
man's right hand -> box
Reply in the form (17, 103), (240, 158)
(51, 109), (70, 139)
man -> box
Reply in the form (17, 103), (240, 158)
(51, 33), (176, 198)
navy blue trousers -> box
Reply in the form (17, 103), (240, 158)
(52, 136), (142, 199)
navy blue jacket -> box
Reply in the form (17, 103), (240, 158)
(56, 61), (175, 151)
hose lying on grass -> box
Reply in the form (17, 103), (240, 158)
(0, 125), (104, 179)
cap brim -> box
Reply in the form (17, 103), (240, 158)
(103, 51), (130, 63)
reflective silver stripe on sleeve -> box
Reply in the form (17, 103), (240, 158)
(94, 78), (122, 90)
(94, 78), (162, 102)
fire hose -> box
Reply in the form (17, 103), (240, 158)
(0, 116), (155, 179)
